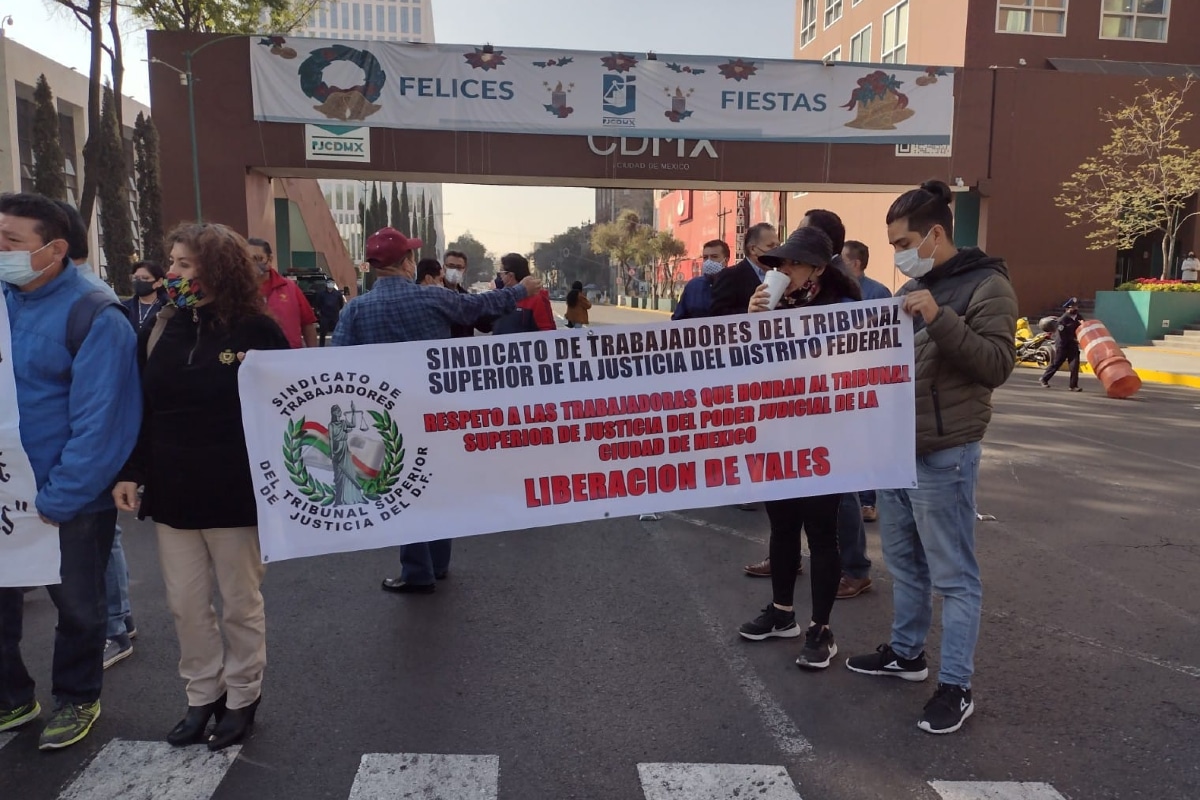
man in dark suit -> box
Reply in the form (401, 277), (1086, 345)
(710, 222), (779, 316)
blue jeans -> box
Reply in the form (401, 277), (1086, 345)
(838, 493), (871, 579)
(105, 526), (131, 641)
(878, 442), (982, 688)
(859, 490), (877, 507)
(0, 509), (117, 708)
(400, 540), (453, 585)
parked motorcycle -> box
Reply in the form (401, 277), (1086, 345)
(1015, 316), (1055, 366)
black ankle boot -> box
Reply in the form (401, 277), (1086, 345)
(167, 693), (227, 747)
(207, 696), (260, 751)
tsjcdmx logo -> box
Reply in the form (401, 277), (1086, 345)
(603, 74), (636, 117)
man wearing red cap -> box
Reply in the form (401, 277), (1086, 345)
(333, 227), (543, 593)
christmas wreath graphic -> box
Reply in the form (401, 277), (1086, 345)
(298, 44), (387, 121)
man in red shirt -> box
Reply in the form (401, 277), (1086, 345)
(247, 238), (319, 348)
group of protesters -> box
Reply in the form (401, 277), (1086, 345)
(0, 176), (1016, 759)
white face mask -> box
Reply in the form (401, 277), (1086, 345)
(444, 268), (464, 285)
(893, 230), (936, 279)
(0, 243), (54, 287)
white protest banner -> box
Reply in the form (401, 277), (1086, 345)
(239, 300), (916, 564)
(250, 37), (954, 144)
(0, 299), (61, 587)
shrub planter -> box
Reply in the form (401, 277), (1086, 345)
(1095, 289), (1200, 344)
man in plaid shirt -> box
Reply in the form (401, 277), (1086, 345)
(334, 228), (540, 347)
(333, 227), (542, 594)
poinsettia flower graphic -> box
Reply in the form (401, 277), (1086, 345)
(719, 59), (758, 81)
(464, 47), (507, 70)
(601, 53), (638, 73)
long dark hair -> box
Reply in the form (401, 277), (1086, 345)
(566, 280), (583, 307)
(166, 223), (267, 328)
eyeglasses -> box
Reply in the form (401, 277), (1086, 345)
(497, 271), (512, 276)
(250, 255), (268, 263)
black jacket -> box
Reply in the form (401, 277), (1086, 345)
(710, 259), (764, 316)
(121, 292), (169, 335)
(452, 283), (494, 337)
(119, 304), (291, 530)
(1055, 311), (1082, 348)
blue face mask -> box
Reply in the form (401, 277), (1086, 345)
(0, 243), (54, 287)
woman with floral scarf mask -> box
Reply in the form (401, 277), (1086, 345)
(113, 223), (289, 751)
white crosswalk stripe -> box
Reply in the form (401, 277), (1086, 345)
(348, 753), (500, 800)
(929, 781), (1069, 800)
(56, 739), (241, 800)
(637, 763), (802, 800)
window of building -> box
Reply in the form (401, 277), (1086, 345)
(341, 2), (349, 29)
(824, 46), (842, 61)
(850, 23), (872, 61)
(318, 8), (327, 28)
(881, 0), (909, 63)
(413, 7), (422, 35)
(997, 0), (1067, 35)
(388, 5), (397, 32)
(825, 0), (843, 28)
(363, 3), (372, 30)
(800, 0), (817, 48)
(377, 5), (385, 31)
(401, 6), (409, 33)
(352, 3), (360, 29)
(1100, 0), (1169, 42)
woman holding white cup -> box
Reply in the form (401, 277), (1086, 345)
(737, 226), (863, 672)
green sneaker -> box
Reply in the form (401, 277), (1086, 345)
(0, 701), (41, 732)
(37, 702), (100, 750)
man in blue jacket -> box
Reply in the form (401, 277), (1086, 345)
(0, 193), (142, 750)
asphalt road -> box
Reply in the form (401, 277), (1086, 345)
(1, 309), (1198, 799)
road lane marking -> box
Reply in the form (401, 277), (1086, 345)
(929, 781), (1068, 799)
(348, 753), (499, 800)
(57, 739), (240, 800)
(664, 512), (766, 545)
(989, 610), (1200, 679)
(638, 763), (802, 800)
(652, 528), (812, 755)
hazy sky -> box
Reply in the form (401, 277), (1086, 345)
(14, 0), (795, 255)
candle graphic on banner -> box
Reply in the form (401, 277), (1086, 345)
(552, 82), (566, 109)
(672, 87), (686, 113)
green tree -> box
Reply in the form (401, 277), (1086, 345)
(127, 0), (325, 34)
(1057, 78), (1200, 280)
(531, 224), (607, 291)
(367, 182), (381, 235)
(423, 196), (437, 260)
(650, 230), (687, 299)
(591, 209), (656, 296)
(445, 231), (493, 282)
(97, 86), (135, 296)
(133, 112), (165, 265)
(412, 191), (425, 245)
(32, 75), (67, 201)
(389, 183), (402, 230)
(398, 182), (411, 238)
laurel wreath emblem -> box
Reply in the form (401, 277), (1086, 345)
(282, 411), (405, 506)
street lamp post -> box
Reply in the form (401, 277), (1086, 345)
(149, 34), (245, 221)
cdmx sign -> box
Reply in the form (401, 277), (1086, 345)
(586, 137), (718, 159)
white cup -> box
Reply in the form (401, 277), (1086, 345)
(763, 269), (790, 310)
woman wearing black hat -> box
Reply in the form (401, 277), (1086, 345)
(737, 226), (862, 671)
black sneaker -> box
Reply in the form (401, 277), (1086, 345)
(738, 605), (801, 641)
(918, 683), (974, 734)
(795, 625), (837, 669)
(845, 643), (929, 681)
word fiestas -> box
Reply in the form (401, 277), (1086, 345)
(396, 76), (515, 100)
(524, 448), (831, 507)
(720, 91), (828, 112)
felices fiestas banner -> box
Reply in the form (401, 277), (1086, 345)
(250, 36), (954, 143)
(0, 299), (62, 587)
(239, 301), (917, 564)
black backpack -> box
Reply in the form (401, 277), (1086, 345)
(490, 307), (539, 335)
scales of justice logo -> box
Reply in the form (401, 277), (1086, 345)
(282, 400), (405, 507)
